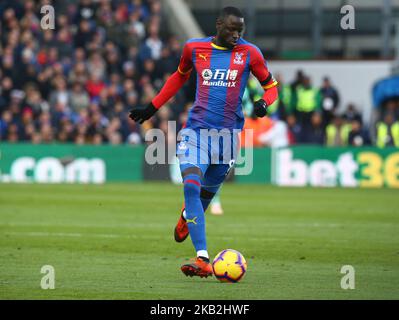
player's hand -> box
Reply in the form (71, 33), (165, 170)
(129, 102), (158, 124)
(253, 99), (268, 118)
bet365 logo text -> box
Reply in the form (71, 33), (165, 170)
(201, 69), (239, 87)
(275, 149), (399, 188)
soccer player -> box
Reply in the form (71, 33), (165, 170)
(209, 189), (224, 215)
(129, 7), (278, 278)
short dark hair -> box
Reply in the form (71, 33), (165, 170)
(218, 6), (244, 20)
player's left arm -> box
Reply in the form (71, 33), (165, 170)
(249, 47), (279, 117)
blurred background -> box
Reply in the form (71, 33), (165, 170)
(0, 0), (399, 186)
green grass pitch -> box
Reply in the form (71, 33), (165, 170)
(0, 183), (398, 300)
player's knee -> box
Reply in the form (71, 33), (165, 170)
(182, 166), (202, 179)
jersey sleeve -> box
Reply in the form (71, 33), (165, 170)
(249, 46), (278, 90)
(177, 42), (193, 75)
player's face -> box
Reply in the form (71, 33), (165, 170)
(216, 15), (245, 49)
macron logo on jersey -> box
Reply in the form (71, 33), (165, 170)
(201, 69), (238, 87)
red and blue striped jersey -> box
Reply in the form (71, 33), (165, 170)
(177, 36), (277, 131)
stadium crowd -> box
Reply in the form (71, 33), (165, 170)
(1, 0), (399, 148)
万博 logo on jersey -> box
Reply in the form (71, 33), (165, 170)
(201, 69), (239, 87)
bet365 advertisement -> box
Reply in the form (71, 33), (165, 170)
(271, 146), (399, 188)
(234, 146), (399, 188)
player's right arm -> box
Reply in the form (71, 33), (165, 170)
(129, 43), (193, 124)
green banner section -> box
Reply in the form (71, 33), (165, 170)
(235, 147), (272, 183)
(0, 143), (144, 183)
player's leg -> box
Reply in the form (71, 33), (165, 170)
(202, 131), (236, 215)
(176, 154), (226, 229)
(176, 128), (231, 218)
(180, 184), (221, 221)
(201, 163), (232, 213)
(174, 129), (207, 244)
(180, 165), (207, 256)
(200, 187), (218, 213)
(175, 178), (222, 243)
(179, 155), (234, 277)
(174, 165), (205, 243)
(178, 163), (213, 277)
(175, 185), (218, 243)
(175, 128), (214, 277)
(209, 188), (223, 215)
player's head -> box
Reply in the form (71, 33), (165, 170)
(215, 7), (245, 49)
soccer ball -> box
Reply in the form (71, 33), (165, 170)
(212, 249), (247, 283)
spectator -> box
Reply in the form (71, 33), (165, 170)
(320, 77), (340, 128)
(291, 69), (305, 92)
(376, 113), (399, 148)
(0, 76), (14, 111)
(24, 84), (49, 116)
(49, 76), (69, 108)
(302, 112), (325, 144)
(348, 119), (371, 147)
(87, 51), (106, 81)
(381, 99), (399, 120)
(343, 103), (362, 124)
(56, 27), (73, 59)
(85, 72), (106, 99)
(145, 22), (163, 60)
(68, 62), (89, 85)
(69, 82), (90, 113)
(286, 114), (302, 145)
(75, 0), (97, 24)
(74, 19), (93, 50)
(0, 110), (13, 140)
(128, 9), (146, 40)
(275, 73), (293, 119)
(325, 115), (351, 146)
(294, 76), (322, 133)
